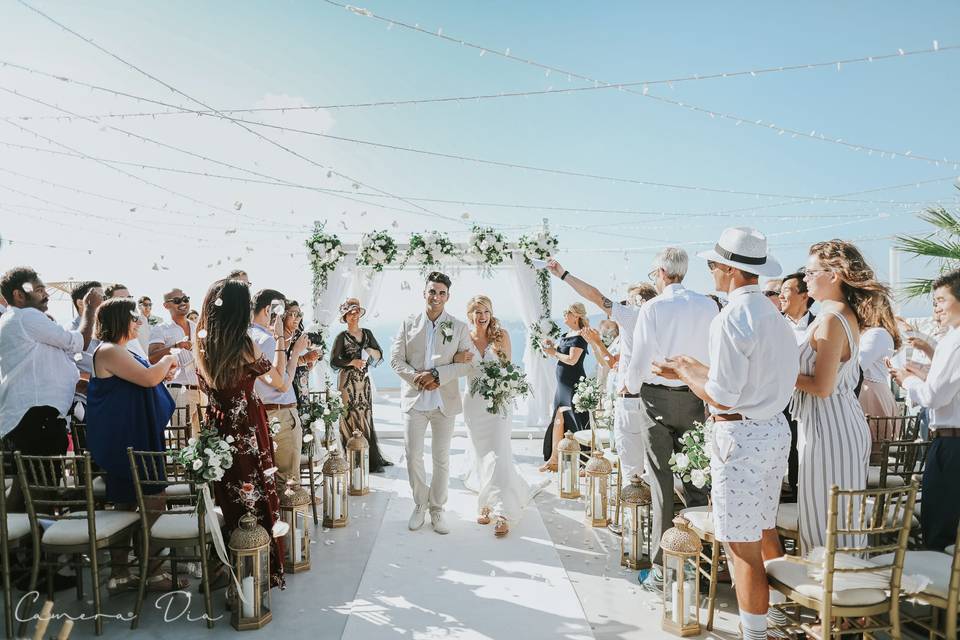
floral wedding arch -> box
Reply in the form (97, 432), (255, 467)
(307, 221), (560, 427)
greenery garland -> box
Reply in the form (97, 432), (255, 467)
(517, 229), (558, 315)
(467, 225), (512, 277)
(306, 223), (346, 292)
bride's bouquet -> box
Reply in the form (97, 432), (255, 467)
(469, 359), (532, 417)
(176, 428), (235, 484)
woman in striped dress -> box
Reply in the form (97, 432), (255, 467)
(790, 240), (893, 553)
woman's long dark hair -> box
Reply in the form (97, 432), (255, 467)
(196, 278), (255, 390)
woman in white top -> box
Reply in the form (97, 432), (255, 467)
(857, 297), (902, 461)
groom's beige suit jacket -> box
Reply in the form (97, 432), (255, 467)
(390, 310), (473, 417)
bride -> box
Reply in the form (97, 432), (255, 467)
(462, 295), (547, 538)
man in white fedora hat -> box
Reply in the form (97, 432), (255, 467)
(653, 227), (799, 640)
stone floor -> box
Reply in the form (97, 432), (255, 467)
(21, 437), (744, 640)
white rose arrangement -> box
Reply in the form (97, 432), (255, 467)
(467, 225), (511, 276)
(517, 228), (559, 315)
(572, 375), (603, 414)
(469, 359), (532, 416)
(403, 231), (459, 274)
(529, 317), (563, 357)
(306, 223), (346, 291)
(356, 230), (398, 272)
(176, 428), (235, 483)
(669, 421), (713, 489)
(300, 378), (345, 457)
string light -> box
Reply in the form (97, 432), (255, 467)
(2, 39), (956, 121)
(15, 0), (447, 221)
(324, 0), (958, 168)
(2, 65), (954, 214)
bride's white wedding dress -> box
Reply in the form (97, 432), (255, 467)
(462, 344), (548, 521)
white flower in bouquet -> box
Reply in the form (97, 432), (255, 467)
(192, 459), (203, 471)
(673, 452), (690, 471)
(225, 435), (235, 444)
(690, 469), (708, 489)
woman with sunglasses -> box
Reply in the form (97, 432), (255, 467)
(329, 298), (391, 472)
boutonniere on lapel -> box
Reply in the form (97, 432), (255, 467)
(438, 320), (454, 345)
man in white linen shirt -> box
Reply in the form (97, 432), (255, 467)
(149, 287), (201, 436)
(654, 227), (799, 640)
(0, 267), (101, 509)
(546, 259), (655, 481)
(624, 246), (718, 576)
(888, 268), (960, 551)
(249, 289), (309, 482)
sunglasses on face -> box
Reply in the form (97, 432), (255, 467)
(763, 290), (780, 298)
(285, 311), (303, 318)
(166, 296), (190, 304)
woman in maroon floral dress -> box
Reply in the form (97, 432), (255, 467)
(196, 278), (306, 589)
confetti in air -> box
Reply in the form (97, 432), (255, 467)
(214, 298), (223, 307)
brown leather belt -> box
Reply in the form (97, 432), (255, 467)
(167, 383), (199, 390)
(934, 427), (960, 439)
(262, 403), (296, 411)
(712, 413), (744, 422)
(619, 392), (641, 399)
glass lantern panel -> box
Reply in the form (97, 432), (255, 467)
(560, 454), (576, 494)
(295, 511), (307, 562)
(239, 555), (256, 619)
(258, 547), (271, 614)
(334, 477), (345, 519)
(682, 556), (698, 624)
(323, 481), (334, 517)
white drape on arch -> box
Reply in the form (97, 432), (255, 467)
(510, 253), (556, 427)
(310, 260), (353, 389)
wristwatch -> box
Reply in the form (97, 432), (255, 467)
(430, 367), (439, 382)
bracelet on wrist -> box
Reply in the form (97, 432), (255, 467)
(560, 270), (569, 281)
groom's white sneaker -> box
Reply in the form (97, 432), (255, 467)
(408, 505), (427, 531)
(430, 510), (450, 535)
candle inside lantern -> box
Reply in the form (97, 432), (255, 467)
(241, 575), (255, 618)
(593, 484), (603, 518)
(334, 479), (342, 519)
(352, 465), (361, 489)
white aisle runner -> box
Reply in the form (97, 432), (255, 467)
(340, 439), (594, 640)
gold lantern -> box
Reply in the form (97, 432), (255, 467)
(620, 475), (652, 570)
(229, 511), (272, 630)
(279, 479), (311, 573)
(322, 449), (349, 528)
(557, 431), (581, 499)
(584, 451), (613, 527)
(345, 429), (370, 496)
(661, 516), (702, 637)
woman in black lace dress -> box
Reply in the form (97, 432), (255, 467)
(329, 298), (391, 472)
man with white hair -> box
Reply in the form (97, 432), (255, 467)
(625, 246), (718, 587)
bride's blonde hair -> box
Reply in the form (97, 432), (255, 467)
(466, 295), (504, 347)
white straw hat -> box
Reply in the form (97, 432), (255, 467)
(696, 226), (782, 277)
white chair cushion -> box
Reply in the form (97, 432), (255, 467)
(164, 482), (192, 497)
(573, 429), (611, 446)
(42, 511), (140, 546)
(875, 550), (952, 599)
(777, 503), (799, 531)
(679, 506), (714, 536)
(946, 544), (955, 556)
(766, 557), (888, 606)
(151, 511), (223, 541)
(866, 466), (906, 488)
(6, 513), (31, 541)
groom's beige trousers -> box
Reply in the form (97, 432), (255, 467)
(404, 408), (456, 512)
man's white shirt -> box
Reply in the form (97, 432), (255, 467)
(626, 283), (718, 393)
(904, 326), (960, 429)
(610, 302), (639, 393)
(0, 307), (82, 436)
(413, 316), (443, 412)
(705, 285), (799, 420)
(148, 319), (198, 385)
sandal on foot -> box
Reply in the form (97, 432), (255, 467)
(494, 517), (509, 538)
(107, 575), (140, 595)
(538, 462), (557, 472)
(477, 507), (492, 525)
(145, 571), (188, 592)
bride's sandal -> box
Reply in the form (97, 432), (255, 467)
(107, 574), (140, 595)
(493, 517), (509, 538)
(477, 507), (492, 525)
(145, 571), (189, 592)
(539, 461), (558, 472)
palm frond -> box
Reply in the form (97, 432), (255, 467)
(900, 278), (935, 299)
(917, 206), (960, 236)
(894, 234), (960, 261)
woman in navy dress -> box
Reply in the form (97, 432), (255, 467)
(540, 303), (590, 469)
(85, 298), (179, 591)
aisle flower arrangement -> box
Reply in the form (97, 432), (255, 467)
(306, 223), (346, 291)
(469, 359), (532, 416)
(572, 375), (603, 413)
(467, 225), (511, 276)
(300, 380), (345, 457)
(357, 230), (398, 272)
(669, 421), (713, 489)
(529, 317), (563, 357)
(403, 231), (459, 274)
(177, 428), (235, 483)
(517, 228), (559, 313)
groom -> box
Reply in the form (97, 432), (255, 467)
(390, 271), (473, 534)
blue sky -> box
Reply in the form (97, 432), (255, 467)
(0, 0), (957, 322)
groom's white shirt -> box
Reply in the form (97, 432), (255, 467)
(390, 309), (473, 417)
